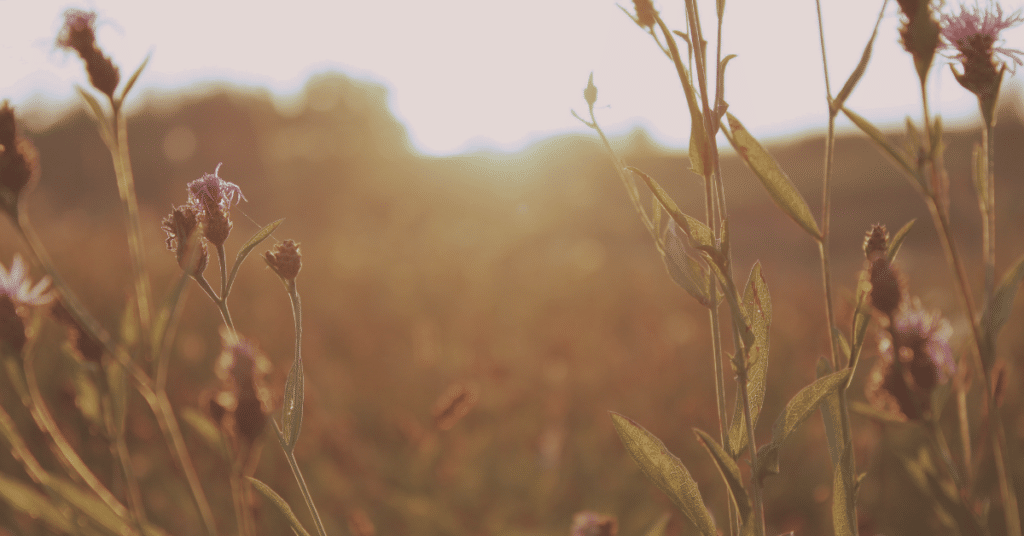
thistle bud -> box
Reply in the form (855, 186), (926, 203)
(583, 73), (598, 108)
(264, 240), (302, 281)
(161, 205), (208, 275)
(863, 224), (889, 263)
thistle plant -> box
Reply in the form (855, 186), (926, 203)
(578, 0), (1024, 534)
(0, 9), (325, 536)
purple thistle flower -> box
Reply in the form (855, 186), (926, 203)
(942, 1), (1024, 70)
(187, 163), (247, 214)
(0, 254), (53, 307)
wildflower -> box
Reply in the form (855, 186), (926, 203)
(632, 0), (657, 29)
(186, 164), (245, 247)
(570, 511), (618, 536)
(264, 240), (302, 281)
(56, 9), (120, 98)
(941, 1), (1024, 123)
(868, 300), (954, 421)
(212, 329), (273, 448)
(896, 0), (941, 83)
(0, 254), (53, 355)
(0, 102), (40, 218)
(161, 204), (208, 275)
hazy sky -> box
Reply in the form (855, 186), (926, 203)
(3, 0), (1024, 156)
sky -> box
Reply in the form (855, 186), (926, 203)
(3, 0), (1024, 156)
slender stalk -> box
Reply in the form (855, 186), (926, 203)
(737, 352), (766, 536)
(275, 421), (328, 536)
(230, 453), (255, 536)
(109, 104), (153, 354)
(22, 348), (128, 519)
(982, 120), (996, 302)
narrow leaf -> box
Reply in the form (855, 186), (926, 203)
(48, 475), (143, 535)
(725, 114), (822, 240)
(980, 253), (1024, 368)
(0, 473), (73, 532)
(281, 357), (305, 452)
(694, 428), (751, 523)
(227, 218), (284, 294)
(107, 359), (128, 435)
(756, 369), (852, 482)
(610, 413), (717, 536)
(629, 167), (715, 250)
(729, 262), (771, 456)
(847, 290), (871, 384)
(181, 407), (228, 460)
(886, 219), (916, 263)
(817, 358), (843, 467)
(76, 85), (114, 146)
(249, 477), (314, 536)
(662, 224), (711, 306)
(841, 106), (918, 182)
(831, 0), (887, 112)
(832, 444), (856, 536)
(119, 52), (152, 104)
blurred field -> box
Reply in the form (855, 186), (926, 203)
(3, 72), (1024, 535)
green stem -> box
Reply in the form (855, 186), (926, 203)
(275, 422), (328, 536)
(982, 120), (996, 302)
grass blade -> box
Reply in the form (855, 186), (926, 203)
(610, 412), (717, 536)
(831, 0), (887, 113)
(841, 106), (918, 183)
(886, 219), (916, 263)
(724, 114), (821, 240)
(980, 252), (1024, 368)
(694, 428), (751, 524)
(832, 444), (856, 536)
(0, 473), (73, 533)
(248, 477), (314, 536)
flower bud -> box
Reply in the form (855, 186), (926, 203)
(264, 240), (302, 281)
(56, 10), (120, 98)
(161, 205), (208, 275)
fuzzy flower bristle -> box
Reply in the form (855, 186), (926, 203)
(941, 1), (1024, 120)
(186, 164), (245, 247)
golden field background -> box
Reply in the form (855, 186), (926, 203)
(3, 73), (1024, 535)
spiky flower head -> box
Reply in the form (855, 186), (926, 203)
(264, 240), (302, 281)
(941, 1), (1024, 123)
(0, 102), (40, 219)
(868, 300), (954, 420)
(632, 0), (657, 29)
(896, 0), (942, 83)
(56, 9), (120, 98)
(186, 164), (246, 246)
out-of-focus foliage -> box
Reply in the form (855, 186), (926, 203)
(2, 72), (1024, 535)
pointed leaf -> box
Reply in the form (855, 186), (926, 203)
(281, 357), (304, 452)
(662, 224), (711, 306)
(847, 290), (871, 385)
(886, 219), (916, 263)
(980, 253), (1024, 368)
(817, 358), (843, 467)
(729, 262), (771, 456)
(832, 445), (857, 536)
(694, 428), (751, 523)
(119, 52), (152, 104)
(610, 413), (717, 536)
(181, 407), (229, 460)
(248, 477), (314, 536)
(226, 218), (284, 294)
(841, 106), (918, 183)
(725, 114), (821, 240)
(756, 369), (851, 482)
(831, 0), (886, 113)
(76, 85), (114, 146)
(0, 473), (73, 532)
(629, 167), (715, 250)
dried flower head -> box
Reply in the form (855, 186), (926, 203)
(56, 9), (120, 98)
(869, 257), (905, 316)
(0, 102), (41, 217)
(896, 0), (941, 83)
(570, 511), (618, 536)
(941, 1), (1024, 121)
(264, 240), (302, 281)
(186, 164), (245, 246)
(632, 0), (657, 29)
(868, 300), (954, 420)
(161, 205), (208, 275)
(213, 329), (273, 447)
